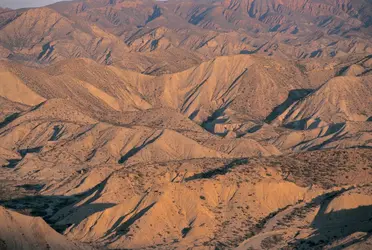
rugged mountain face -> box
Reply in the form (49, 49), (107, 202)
(0, 0), (371, 71)
(1, 52), (372, 249)
(0, 6), (202, 73)
(0, 0), (371, 249)
(0, 54), (309, 122)
(6, 53), (369, 136)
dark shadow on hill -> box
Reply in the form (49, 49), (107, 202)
(265, 89), (313, 123)
(29, 101), (47, 111)
(188, 7), (213, 26)
(201, 99), (234, 136)
(241, 186), (372, 249)
(185, 158), (248, 181)
(240, 42), (268, 55)
(18, 146), (43, 157)
(0, 194), (115, 232)
(3, 158), (22, 168)
(145, 5), (161, 24)
(101, 191), (151, 238)
(283, 117), (340, 131)
(0, 112), (20, 129)
(0, 177), (116, 233)
(246, 124), (263, 133)
(306, 123), (347, 151)
(16, 183), (45, 191)
(49, 125), (64, 141)
(200, 69), (247, 135)
(290, 202), (372, 249)
(118, 131), (164, 164)
(0, 194), (74, 220)
(287, 122), (346, 150)
(3, 146), (43, 169)
(116, 202), (155, 236)
(328, 232), (372, 250)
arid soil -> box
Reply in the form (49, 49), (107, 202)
(0, 0), (371, 249)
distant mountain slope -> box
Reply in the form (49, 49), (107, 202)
(0, 0), (370, 71)
(0, 54), (313, 127)
(1, 53), (370, 138)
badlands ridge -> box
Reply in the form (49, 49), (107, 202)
(0, 0), (372, 249)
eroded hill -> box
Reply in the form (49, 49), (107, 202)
(0, 1), (371, 249)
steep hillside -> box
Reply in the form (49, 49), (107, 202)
(0, 206), (92, 250)
(138, 55), (309, 126)
(273, 75), (372, 129)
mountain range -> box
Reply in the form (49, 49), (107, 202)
(0, 0), (371, 249)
